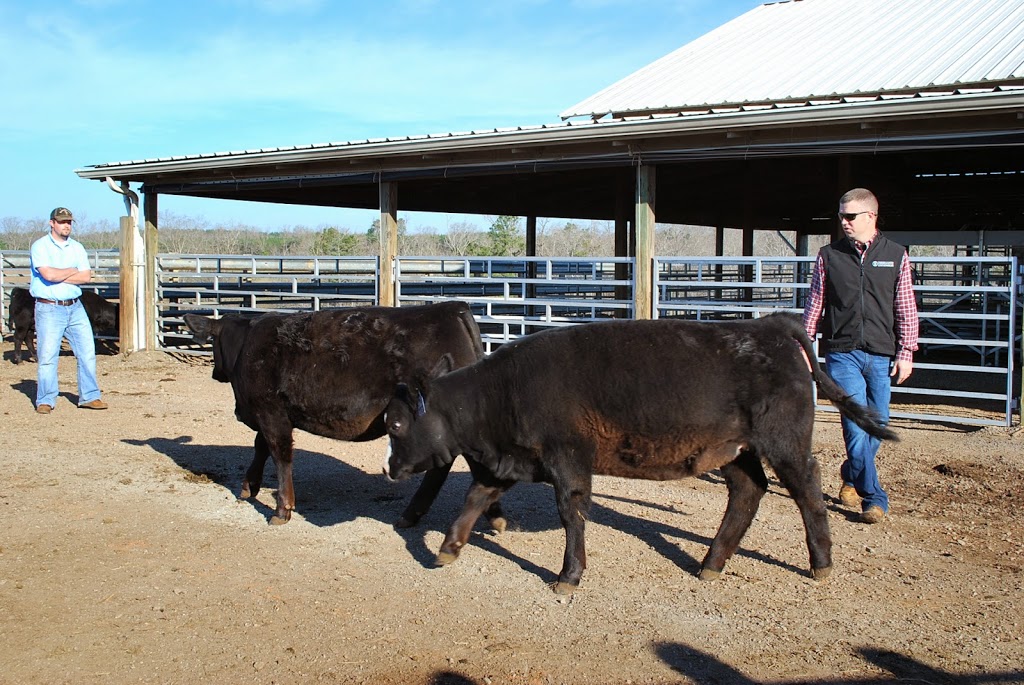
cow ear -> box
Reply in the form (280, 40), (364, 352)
(396, 382), (428, 418)
(184, 314), (215, 342)
(429, 353), (455, 379)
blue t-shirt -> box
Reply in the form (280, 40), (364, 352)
(29, 233), (90, 300)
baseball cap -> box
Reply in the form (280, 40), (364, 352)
(50, 207), (74, 221)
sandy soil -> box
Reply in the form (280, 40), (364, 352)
(0, 348), (1022, 685)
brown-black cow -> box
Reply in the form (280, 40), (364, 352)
(383, 313), (897, 594)
(184, 301), (505, 528)
(8, 287), (119, 364)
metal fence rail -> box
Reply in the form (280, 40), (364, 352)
(653, 256), (815, 320)
(395, 256), (634, 353)
(156, 254), (378, 350)
(2, 249), (1018, 427)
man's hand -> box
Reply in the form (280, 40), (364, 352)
(891, 359), (913, 384)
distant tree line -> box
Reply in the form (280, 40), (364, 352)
(0, 211), (854, 257)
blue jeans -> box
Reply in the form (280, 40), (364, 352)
(825, 349), (891, 513)
(35, 300), (101, 408)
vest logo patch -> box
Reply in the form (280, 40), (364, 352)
(871, 260), (895, 268)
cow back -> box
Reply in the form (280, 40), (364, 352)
(230, 302), (483, 441)
(427, 314), (815, 477)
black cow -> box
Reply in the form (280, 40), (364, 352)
(383, 313), (898, 594)
(184, 301), (505, 528)
(7, 287), (119, 364)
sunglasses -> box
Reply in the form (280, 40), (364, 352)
(838, 211), (873, 222)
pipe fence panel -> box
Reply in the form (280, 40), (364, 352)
(156, 254), (378, 352)
(653, 256), (815, 320)
(395, 256), (634, 353)
(3, 249), (1018, 426)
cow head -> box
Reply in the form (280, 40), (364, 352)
(184, 313), (250, 383)
(383, 356), (456, 481)
(93, 303), (118, 332)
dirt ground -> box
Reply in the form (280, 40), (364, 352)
(1, 348), (1022, 685)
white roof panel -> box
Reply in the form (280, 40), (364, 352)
(561, 0), (1024, 119)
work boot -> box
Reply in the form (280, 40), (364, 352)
(36, 404), (52, 415)
(860, 506), (886, 524)
(79, 399), (108, 410)
(838, 484), (860, 508)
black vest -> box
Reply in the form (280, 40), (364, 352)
(818, 233), (906, 356)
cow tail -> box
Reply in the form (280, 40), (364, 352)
(785, 316), (899, 443)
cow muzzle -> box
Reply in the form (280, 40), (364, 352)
(382, 439), (410, 482)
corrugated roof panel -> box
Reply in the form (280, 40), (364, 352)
(561, 0), (1024, 118)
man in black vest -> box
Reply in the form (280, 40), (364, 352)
(803, 188), (919, 524)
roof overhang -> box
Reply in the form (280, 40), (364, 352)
(75, 90), (1024, 229)
(78, 89), (1024, 182)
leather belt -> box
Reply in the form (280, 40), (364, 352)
(36, 297), (79, 306)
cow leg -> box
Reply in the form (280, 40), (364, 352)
(771, 453), (833, 579)
(436, 479), (512, 566)
(396, 464), (453, 529)
(263, 429), (296, 526)
(700, 450), (768, 580)
(12, 333), (22, 364)
(245, 427), (296, 525)
(240, 432), (271, 500)
(26, 332), (36, 361)
(551, 464), (593, 595)
(468, 457), (508, 533)
(397, 458), (508, 532)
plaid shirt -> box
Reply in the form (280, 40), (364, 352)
(802, 236), (919, 363)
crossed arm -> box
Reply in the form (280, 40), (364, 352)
(36, 265), (92, 285)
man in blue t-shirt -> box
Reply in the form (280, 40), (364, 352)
(29, 207), (108, 413)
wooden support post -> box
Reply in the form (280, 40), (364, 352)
(525, 215), (537, 259)
(741, 174), (755, 306)
(143, 193), (158, 350)
(834, 157), (852, 241)
(634, 165), (655, 320)
(118, 215), (136, 355)
(614, 173), (631, 316)
(526, 215), (537, 316)
(379, 182), (398, 307)
(715, 225), (725, 281)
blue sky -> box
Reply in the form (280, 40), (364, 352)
(1, 0), (764, 233)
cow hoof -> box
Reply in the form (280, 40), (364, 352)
(435, 550), (459, 566)
(811, 565), (832, 581)
(269, 514), (290, 525)
(490, 516), (508, 534)
(698, 567), (722, 581)
(552, 582), (577, 596)
(394, 514), (419, 529)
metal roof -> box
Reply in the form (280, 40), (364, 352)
(77, 88), (1024, 179)
(560, 0), (1024, 120)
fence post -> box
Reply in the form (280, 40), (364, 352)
(144, 193), (158, 350)
(379, 182), (398, 307)
(635, 165), (655, 320)
(119, 216), (137, 354)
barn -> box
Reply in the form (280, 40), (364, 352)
(71, 0), (1023, 423)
